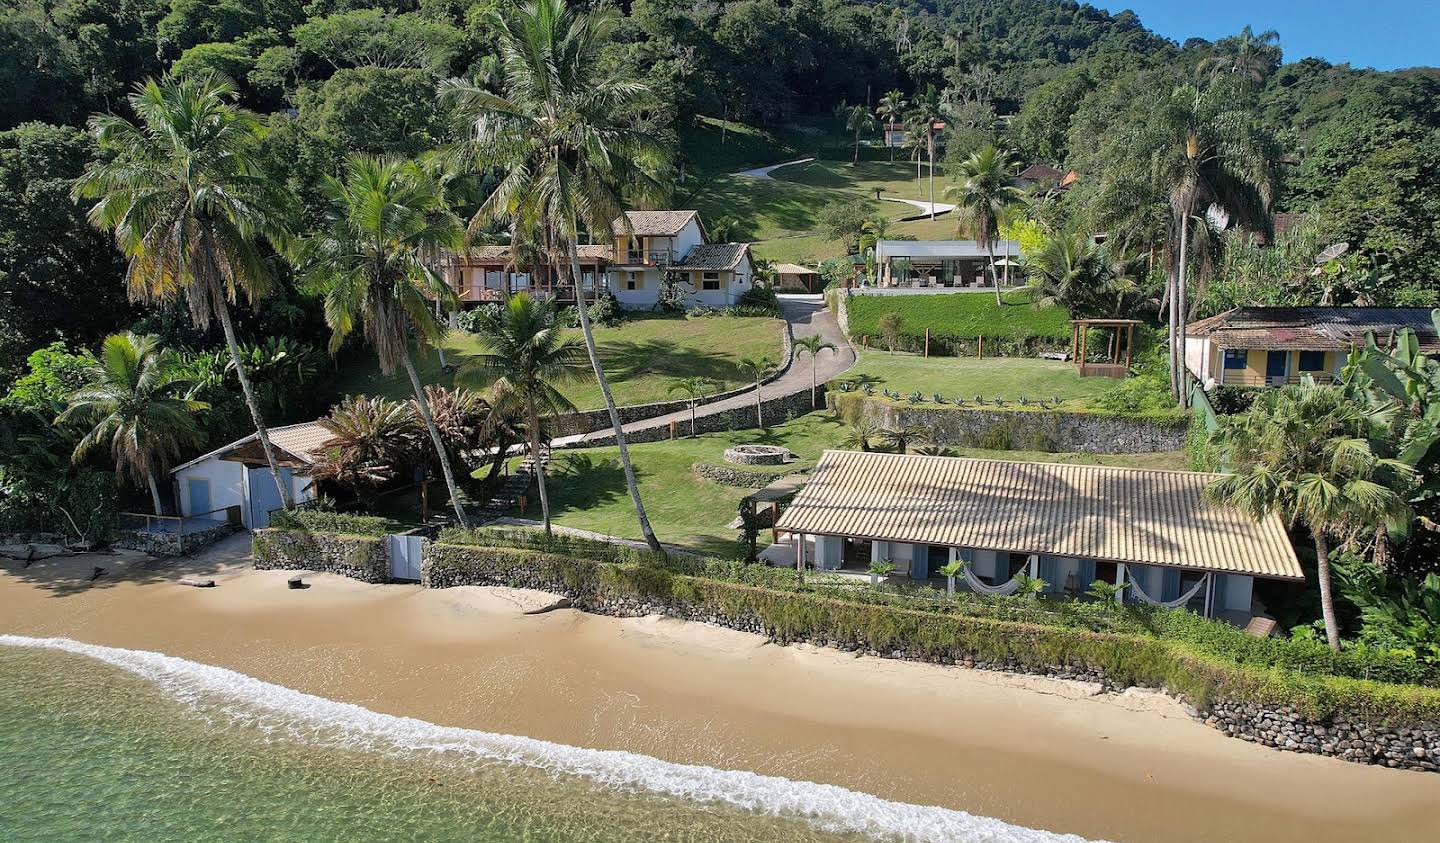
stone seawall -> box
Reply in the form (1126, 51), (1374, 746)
(251, 528), (389, 583)
(832, 394), (1187, 454)
(113, 522), (239, 557)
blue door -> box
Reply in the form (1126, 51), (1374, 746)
(248, 466), (291, 528)
(1265, 351), (1289, 385)
(187, 478), (211, 517)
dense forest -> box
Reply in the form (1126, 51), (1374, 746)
(4, 0), (1438, 388)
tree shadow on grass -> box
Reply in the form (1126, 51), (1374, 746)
(595, 338), (747, 386)
(544, 452), (636, 515)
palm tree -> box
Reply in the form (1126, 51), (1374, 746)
(947, 145), (1024, 305)
(739, 355), (778, 429)
(292, 155), (472, 527)
(667, 376), (716, 437)
(793, 335), (837, 409)
(846, 105), (872, 165)
(59, 332), (208, 514)
(311, 395), (419, 512)
(858, 215), (891, 255)
(1198, 26), (1281, 84)
(72, 74), (296, 509)
(875, 90), (906, 162)
(458, 292), (588, 536)
(1114, 81), (1273, 404)
(880, 423), (927, 454)
(1206, 382), (1412, 651)
(443, 0), (670, 552)
(1021, 225), (1145, 317)
(840, 417), (880, 452)
(911, 87), (944, 219)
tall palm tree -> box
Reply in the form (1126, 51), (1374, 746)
(846, 105), (872, 165)
(443, 0), (670, 552)
(459, 292), (588, 536)
(667, 376), (716, 437)
(875, 90), (906, 162)
(72, 74), (296, 509)
(59, 332), (208, 515)
(910, 87), (944, 219)
(1198, 26), (1281, 84)
(740, 355), (778, 429)
(947, 145), (1024, 305)
(1021, 224), (1145, 317)
(793, 335), (838, 409)
(1112, 81), (1273, 404)
(311, 395), (419, 513)
(293, 154), (472, 527)
(1207, 382), (1412, 651)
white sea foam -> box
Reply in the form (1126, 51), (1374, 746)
(2, 635), (1105, 843)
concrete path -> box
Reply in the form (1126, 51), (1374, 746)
(554, 294), (854, 448)
(883, 196), (955, 220)
(734, 157), (815, 179)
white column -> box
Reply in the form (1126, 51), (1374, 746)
(1116, 564), (1127, 605)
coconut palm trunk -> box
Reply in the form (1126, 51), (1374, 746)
(527, 405), (553, 535)
(754, 378), (764, 428)
(1172, 205), (1193, 405)
(214, 290), (294, 510)
(146, 472), (164, 515)
(402, 350), (470, 528)
(927, 128), (936, 220)
(986, 238), (1002, 307)
(1313, 531), (1341, 651)
(566, 241), (663, 553)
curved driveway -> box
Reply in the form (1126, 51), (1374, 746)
(555, 295), (854, 448)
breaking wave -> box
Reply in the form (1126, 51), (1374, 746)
(1, 635), (1102, 843)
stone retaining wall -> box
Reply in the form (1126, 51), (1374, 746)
(417, 541), (1439, 773)
(251, 528), (389, 583)
(692, 462), (790, 487)
(547, 318), (795, 438)
(576, 387), (819, 448)
(113, 522), (239, 557)
(832, 395), (1187, 454)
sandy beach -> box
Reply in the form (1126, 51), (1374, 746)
(2, 534), (1437, 843)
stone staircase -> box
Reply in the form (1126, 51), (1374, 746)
(473, 447), (551, 522)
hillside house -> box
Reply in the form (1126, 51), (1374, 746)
(874, 239), (1021, 290)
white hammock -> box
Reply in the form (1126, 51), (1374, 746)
(1126, 569), (1210, 609)
(960, 554), (1037, 596)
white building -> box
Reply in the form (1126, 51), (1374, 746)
(872, 239), (1021, 289)
(170, 421), (331, 529)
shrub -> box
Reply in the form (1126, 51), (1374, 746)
(268, 507), (399, 536)
(738, 286), (780, 317)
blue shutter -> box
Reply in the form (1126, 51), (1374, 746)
(1039, 555), (1059, 592)
(1079, 560), (1097, 592)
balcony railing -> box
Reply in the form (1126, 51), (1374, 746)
(1216, 371), (1339, 388)
(622, 249), (675, 267)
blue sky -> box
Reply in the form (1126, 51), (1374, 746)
(1095, 1), (1439, 70)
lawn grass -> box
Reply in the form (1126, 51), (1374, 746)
(499, 412), (1184, 555)
(332, 313), (783, 410)
(838, 350), (1114, 405)
(845, 291), (1072, 342)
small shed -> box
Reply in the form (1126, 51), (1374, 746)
(773, 262), (822, 293)
(170, 421), (331, 529)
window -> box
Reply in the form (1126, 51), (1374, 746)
(625, 272), (643, 291)
(701, 271), (721, 291)
(1298, 350), (1326, 371)
(1222, 349), (1249, 370)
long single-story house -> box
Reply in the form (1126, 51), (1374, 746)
(439, 210), (754, 311)
(873, 239), (1021, 290)
(170, 421), (332, 529)
(1185, 307), (1440, 388)
(771, 450), (1302, 623)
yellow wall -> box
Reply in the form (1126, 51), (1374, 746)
(1214, 347), (1341, 386)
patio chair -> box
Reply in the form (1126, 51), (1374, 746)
(1244, 616), (1277, 638)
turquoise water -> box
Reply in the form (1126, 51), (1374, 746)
(0, 637), (1095, 842)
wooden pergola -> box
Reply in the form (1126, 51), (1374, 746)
(1070, 318), (1141, 378)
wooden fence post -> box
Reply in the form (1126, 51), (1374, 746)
(978, 335), (984, 359)
(924, 328), (930, 358)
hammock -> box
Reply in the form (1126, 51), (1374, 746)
(1126, 569), (1210, 609)
(960, 554), (1036, 596)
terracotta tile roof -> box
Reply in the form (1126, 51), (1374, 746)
(448, 245), (613, 264)
(170, 421), (335, 474)
(775, 450), (1302, 580)
(1187, 307), (1440, 351)
(676, 242), (750, 271)
(615, 210), (700, 237)
(774, 262), (819, 275)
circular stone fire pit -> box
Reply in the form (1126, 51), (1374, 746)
(723, 444), (790, 466)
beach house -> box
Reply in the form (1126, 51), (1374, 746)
(1184, 307), (1439, 388)
(872, 239), (1022, 290)
(169, 421), (331, 529)
(771, 450), (1302, 624)
(439, 210), (754, 311)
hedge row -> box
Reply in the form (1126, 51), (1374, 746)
(268, 508), (400, 537)
(423, 542), (1440, 722)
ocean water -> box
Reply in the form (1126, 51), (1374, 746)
(0, 636), (1098, 842)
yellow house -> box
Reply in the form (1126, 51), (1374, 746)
(1184, 307), (1439, 388)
